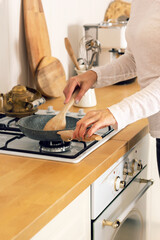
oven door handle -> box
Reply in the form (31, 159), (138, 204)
(102, 178), (154, 229)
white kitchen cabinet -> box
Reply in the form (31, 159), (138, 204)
(31, 187), (91, 240)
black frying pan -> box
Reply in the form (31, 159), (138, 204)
(18, 114), (78, 141)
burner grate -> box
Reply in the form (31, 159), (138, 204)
(39, 141), (71, 153)
(0, 117), (21, 132)
(0, 113), (115, 162)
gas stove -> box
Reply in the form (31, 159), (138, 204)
(0, 108), (119, 163)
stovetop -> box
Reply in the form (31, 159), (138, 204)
(0, 108), (119, 163)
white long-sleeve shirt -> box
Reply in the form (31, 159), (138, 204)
(93, 0), (160, 138)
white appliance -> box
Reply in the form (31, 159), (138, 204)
(91, 134), (153, 240)
(84, 21), (127, 66)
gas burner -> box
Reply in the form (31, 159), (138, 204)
(39, 141), (71, 153)
(0, 111), (116, 163)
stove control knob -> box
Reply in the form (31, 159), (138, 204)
(114, 176), (126, 191)
(128, 159), (136, 176)
(46, 106), (56, 114)
(137, 159), (143, 170)
(123, 161), (128, 176)
(66, 111), (70, 116)
(78, 109), (85, 117)
(128, 159), (142, 176)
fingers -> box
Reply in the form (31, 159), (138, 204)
(73, 116), (95, 140)
(63, 70), (97, 104)
(73, 111), (100, 140)
(63, 77), (80, 103)
(74, 86), (88, 103)
(73, 109), (117, 140)
(86, 121), (105, 137)
(63, 77), (88, 104)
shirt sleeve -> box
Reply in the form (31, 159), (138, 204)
(92, 47), (137, 88)
(108, 77), (160, 130)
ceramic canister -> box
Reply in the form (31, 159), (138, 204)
(74, 67), (97, 108)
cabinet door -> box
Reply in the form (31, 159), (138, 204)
(31, 187), (91, 240)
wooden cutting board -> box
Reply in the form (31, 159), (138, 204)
(36, 56), (66, 98)
(23, 0), (51, 75)
(23, 0), (66, 98)
(104, 0), (131, 21)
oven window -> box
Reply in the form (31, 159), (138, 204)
(113, 210), (143, 240)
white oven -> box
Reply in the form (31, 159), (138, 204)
(91, 134), (153, 240)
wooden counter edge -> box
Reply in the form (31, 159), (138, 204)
(12, 121), (149, 240)
(12, 142), (128, 240)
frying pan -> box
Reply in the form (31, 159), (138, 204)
(18, 115), (78, 142)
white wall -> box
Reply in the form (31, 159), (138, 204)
(0, 0), (111, 93)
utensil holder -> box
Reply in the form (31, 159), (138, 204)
(74, 68), (97, 108)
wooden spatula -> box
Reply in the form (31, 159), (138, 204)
(57, 130), (102, 142)
(43, 90), (78, 131)
(64, 37), (80, 70)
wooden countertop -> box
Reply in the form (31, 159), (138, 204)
(0, 80), (148, 240)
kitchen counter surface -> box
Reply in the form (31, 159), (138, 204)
(0, 80), (148, 240)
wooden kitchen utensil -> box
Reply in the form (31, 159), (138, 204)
(104, 0), (131, 21)
(36, 56), (66, 98)
(23, 0), (66, 98)
(43, 90), (78, 131)
(57, 130), (102, 142)
(23, 0), (51, 75)
(64, 37), (80, 70)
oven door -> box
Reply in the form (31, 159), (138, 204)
(92, 167), (153, 240)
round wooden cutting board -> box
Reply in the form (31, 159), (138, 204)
(36, 56), (66, 98)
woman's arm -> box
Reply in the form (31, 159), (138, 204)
(92, 47), (137, 88)
(73, 76), (160, 139)
(108, 76), (160, 131)
(63, 47), (136, 104)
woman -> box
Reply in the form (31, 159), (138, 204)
(63, 0), (160, 175)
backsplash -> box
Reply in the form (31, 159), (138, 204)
(0, 0), (112, 93)
(0, 0), (29, 93)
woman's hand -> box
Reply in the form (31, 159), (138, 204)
(63, 70), (97, 104)
(73, 109), (117, 140)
